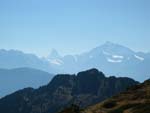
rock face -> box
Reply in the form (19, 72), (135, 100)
(82, 79), (150, 113)
(0, 69), (138, 113)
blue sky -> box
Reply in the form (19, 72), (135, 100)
(0, 0), (149, 56)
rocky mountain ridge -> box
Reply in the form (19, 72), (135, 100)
(0, 69), (138, 113)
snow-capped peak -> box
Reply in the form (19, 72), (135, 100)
(112, 55), (124, 59)
(48, 59), (64, 66)
(100, 41), (134, 56)
(107, 58), (122, 63)
(48, 49), (61, 59)
(134, 55), (144, 61)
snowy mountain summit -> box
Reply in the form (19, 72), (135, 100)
(0, 42), (148, 82)
(46, 42), (149, 81)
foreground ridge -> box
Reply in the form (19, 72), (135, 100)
(0, 69), (138, 113)
(82, 79), (150, 113)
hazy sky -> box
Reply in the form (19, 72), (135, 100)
(0, 0), (149, 56)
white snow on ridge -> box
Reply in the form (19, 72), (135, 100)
(49, 59), (64, 65)
(134, 55), (144, 61)
(112, 55), (124, 59)
(107, 58), (122, 63)
(102, 51), (124, 59)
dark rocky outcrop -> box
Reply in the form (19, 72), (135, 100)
(82, 79), (150, 113)
(0, 68), (138, 113)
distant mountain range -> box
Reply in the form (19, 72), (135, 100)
(0, 68), (53, 98)
(0, 42), (150, 81)
(0, 49), (56, 73)
(0, 69), (138, 113)
(47, 42), (150, 81)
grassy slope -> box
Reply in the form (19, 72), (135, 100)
(83, 80), (150, 113)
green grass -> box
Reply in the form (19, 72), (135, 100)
(108, 103), (141, 113)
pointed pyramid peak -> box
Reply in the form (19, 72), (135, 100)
(51, 48), (58, 54)
(48, 49), (61, 59)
